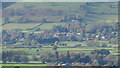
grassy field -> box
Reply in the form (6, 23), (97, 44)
(2, 43), (119, 66)
(5, 2), (118, 24)
(37, 23), (65, 30)
(2, 66), (47, 68)
(2, 45), (119, 66)
(2, 46), (117, 55)
(2, 23), (40, 30)
(6, 2), (85, 11)
(2, 22), (65, 32)
(62, 41), (86, 46)
(2, 2), (118, 31)
(2, 64), (47, 66)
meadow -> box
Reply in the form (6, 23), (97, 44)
(4, 2), (118, 24)
(2, 41), (118, 56)
(37, 23), (65, 30)
(2, 23), (40, 30)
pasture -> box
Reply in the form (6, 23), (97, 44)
(2, 45), (118, 55)
(2, 23), (40, 30)
(4, 2), (118, 24)
(2, 64), (47, 66)
(2, 41), (119, 66)
(37, 23), (65, 30)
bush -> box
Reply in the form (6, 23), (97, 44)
(91, 49), (110, 55)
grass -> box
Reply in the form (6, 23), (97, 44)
(33, 31), (43, 34)
(112, 53), (120, 55)
(2, 45), (118, 66)
(2, 23), (40, 30)
(21, 31), (33, 33)
(2, 64), (47, 66)
(2, 61), (43, 64)
(3, 46), (115, 55)
(7, 2), (118, 23)
(62, 41), (86, 46)
(7, 2), (85, 11)
(2, 22), (65, 31)
(3, 2), (118, 31)
(37, 23), (65, 30)
(2, 60), (46, 66)
(84, 3), (118, 23)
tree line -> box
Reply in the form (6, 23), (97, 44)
(2, 49), (118, 66)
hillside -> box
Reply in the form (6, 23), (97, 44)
(2, 2), (118, 23)
(2, 2), (118, 31)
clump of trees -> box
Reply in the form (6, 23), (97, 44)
(91, 49), (110, 55)
(2, 50), (29, 63)
(37, 38), (59, 44)
(52, 45), (58, 50)
(3, 8), (65, 24)
(39, 49), (118, 66)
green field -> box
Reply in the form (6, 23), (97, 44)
(62, 41), (86, 46)
(2, 23), (65, 33)
(2, 23), (40, 30)
(2, 43), (119, 66)
(2, 64), (47, 66)
(2, 2), (118, 31)
(37, 23), (65, 30)
(2, 46), (117, 55)
(4, 2), (118, 24)
(6, 2), (85, 11)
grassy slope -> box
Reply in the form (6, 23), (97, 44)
(2, 23), (40, 30)
(37, 23), (65, 30)
(6, 2), (84, 11)
(84, 3), (118, 23)
(2, 2), (118, 30)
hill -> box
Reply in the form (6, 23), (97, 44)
(2, 2), (118, 31)
(3, 2), (118, 22)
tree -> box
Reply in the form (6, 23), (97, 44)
(31, 56), (38, 61)
(4, 18), (9, 24)
(42, 18), (47, 23)
(2, 50), (28, 63)
(36, 45), (42, 51)
(40, 51), (56, 63)
(55, 51), (59, 60)
(66, 51), (71, 63)
(92, 59), (99, 66)
(20, 56), (29, 63)
(2, 51), (7, 63)
(96, 56), (107, 65)
(91, 49), (110, 55)
(14, 66), (20, 68)
(100, 43), (107, 47)
(13, 55), (21, 63)
(52, 45), (58, 50)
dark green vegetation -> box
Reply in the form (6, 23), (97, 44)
(1, 2), (119, 66)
